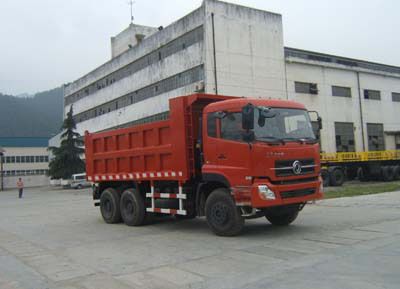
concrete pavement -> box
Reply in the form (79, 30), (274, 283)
(0, 187), (399, 289)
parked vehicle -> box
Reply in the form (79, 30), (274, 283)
(85, 94), (323, 236)
(71, 173), (92, 189)
(320, 151), (400, 187)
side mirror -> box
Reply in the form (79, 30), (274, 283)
(242, 103), (254, 130)
(308, 111), (323, 131)
(317, 116), (323, 130)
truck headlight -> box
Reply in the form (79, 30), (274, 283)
(258, 185), (276, 200)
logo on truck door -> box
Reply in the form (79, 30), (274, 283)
(292, 160), (302, 175)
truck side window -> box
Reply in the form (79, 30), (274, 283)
(207, 113), (217, 137)
(221, 112), (243, 141)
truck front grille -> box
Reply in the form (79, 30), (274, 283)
(280, 188), (316, 199)
(274, 159), (315, 177)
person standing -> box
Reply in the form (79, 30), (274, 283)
(17, 178), (24, 198)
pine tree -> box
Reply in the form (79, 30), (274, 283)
(48, 106), (85, 179)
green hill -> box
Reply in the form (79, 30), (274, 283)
(0, 87), (64, 137)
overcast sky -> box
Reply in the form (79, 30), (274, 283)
(0, 0), (399, 95)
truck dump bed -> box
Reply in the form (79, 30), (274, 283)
(85, 94), (231, 183)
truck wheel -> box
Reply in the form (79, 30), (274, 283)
(357, 167), (369, 182)
(100, 188), (122, 224)
(205, 188), (244, 236)
(329, 168), (345, 187)
(321, 169), (330, 187)
(382, 166), (395, 182)
(120, 188), (146, 226)
(393, 166), (400, 180)
(265, 209), (299, 226)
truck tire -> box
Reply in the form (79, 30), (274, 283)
(381, 166), (395, 182)
(265, 209), (299, 226)
(321, 169), (330, 187)
(100, 188), (121, 224)
(329, 168), (345, 187)
(205, 188), (244, 236)
(357, 167), (369, 182)
(120, 188), (146, 226)
(394, 166), (400, 180)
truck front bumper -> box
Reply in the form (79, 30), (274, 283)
(232, 177), (323, 208)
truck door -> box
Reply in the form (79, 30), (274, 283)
(215, 112), (251, 184)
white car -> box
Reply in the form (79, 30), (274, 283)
(70, 173), (92, 189)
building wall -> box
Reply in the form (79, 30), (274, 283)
(62, 0), (400, 155)
(111, 24), (158, 59)
(286, 59), (400, 153)
(1, 147), (50, 189)
(203, 0), (286, 98)
(65, 7), (206, 135)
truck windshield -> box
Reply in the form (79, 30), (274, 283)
(254, 107), (316, 143)
(219, 107), (316, 143)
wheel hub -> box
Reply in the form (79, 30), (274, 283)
(211, 203), (229, 226)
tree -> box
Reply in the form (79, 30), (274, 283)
(48, 106), (85, 179)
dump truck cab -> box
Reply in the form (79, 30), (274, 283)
(200, 98), (323, 215)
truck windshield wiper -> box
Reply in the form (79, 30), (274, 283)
(257, 136), (286, 145)
(302, 137), (319, 144)
(283, 137), (318, 144)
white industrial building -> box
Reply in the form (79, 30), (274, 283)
(63, 0), (400, 154)
(0, 137), (50, 189)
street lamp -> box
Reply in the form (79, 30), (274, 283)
(0, 148), (4, 191)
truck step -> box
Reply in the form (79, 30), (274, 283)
(146, 208), (187, 215)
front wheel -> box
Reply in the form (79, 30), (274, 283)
(265, 208), (299, 226)
(205, 188), (244, 236)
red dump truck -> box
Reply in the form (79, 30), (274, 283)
(85, 94), (323, 236)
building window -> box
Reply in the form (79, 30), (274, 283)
(367, 123), (385, 151)
(392, 92), (400, 102)
(396, 134), (400, 149)
(364, 89), (381, 100)
(295, 82), (318, 95)
(335, 122), (355, 152)
(332, 86), (352, 98)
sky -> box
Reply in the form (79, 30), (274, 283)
(0, 0), (399, 95)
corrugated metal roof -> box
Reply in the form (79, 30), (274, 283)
(0, 137), (49, 148)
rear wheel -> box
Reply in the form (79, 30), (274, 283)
(100, 188), (121, 224)
(120, 188), (146, 226)
(264, 206), (299, 226)
(382, 166), (395, 182)
(205, 188), (244, 236)
(393, 166), (400, 180)
(357, 167), (369, 182)
(329, 168), (345, 187)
